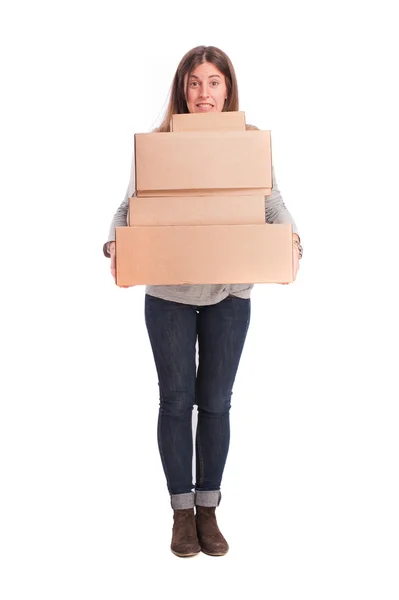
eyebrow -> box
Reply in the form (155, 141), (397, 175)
(189, 74), (222, 79)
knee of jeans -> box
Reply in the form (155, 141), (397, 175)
(197, 391), (232, 416)
(159, 390), (195, 418)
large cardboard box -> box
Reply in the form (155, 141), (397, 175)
(115, 223), (293, 286)
(171, 111), (246, 132)
(134, 130), (272, 197)
(128, 195), (266, 226)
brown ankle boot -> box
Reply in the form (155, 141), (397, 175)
(195, 506), (229, 556)
(170, 508), (201, 557)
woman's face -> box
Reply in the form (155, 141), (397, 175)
(185, 61), (228, 113)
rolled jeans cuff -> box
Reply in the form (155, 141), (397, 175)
(195, 490), (221, 507)
(170, 492), (195, 510)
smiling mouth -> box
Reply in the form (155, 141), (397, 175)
(196, 103), (214, 109)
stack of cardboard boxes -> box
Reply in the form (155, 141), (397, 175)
(115, 111), (293, 286)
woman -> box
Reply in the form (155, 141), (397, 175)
(103, 45), (303, 557)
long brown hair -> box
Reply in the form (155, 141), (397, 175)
(156, 46), (240, 132)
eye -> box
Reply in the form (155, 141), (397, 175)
(210, 80), (220, 86)
(189, 81), (199, 87)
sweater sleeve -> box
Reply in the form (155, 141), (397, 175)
(266, 167), (300, 238)
(103, 150), (136, 258)
(102, 186), (130, 257)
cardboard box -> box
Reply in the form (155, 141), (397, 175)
(171, 111), (246, 132)
(134, 130), (272, 197)
(128, 195), (266, 226)
(115, 223), (293, 286)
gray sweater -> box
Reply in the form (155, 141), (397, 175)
(103, 166), (300, 306)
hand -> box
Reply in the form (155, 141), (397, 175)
(280, 239), (301, 285)
(110, 242), (116, 280)
(109, 241), (131, 288)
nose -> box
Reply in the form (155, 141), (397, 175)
(199, 82), (210, 98)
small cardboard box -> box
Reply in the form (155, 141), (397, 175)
(134, 130), (272, 197)
(171, 111), (246, 132)
(115, 223), (292, 286)
(128, 195), (265, 226)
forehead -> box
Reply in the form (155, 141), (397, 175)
(188, 61), (224, 78)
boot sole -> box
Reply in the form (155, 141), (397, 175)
(171, 549), (201, 558)
(200, 548), (229, 557)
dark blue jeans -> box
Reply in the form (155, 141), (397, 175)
(144, 293), (251, 497)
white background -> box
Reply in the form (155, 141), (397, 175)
(1, 0), (398, 598)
